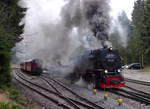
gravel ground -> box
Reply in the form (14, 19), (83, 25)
(12, 71), (63, 109)
(47, 72), (150, 109)
(69, 79), (150, 109)
(123, 69), (150, 82)
(12, 79), (45, 109)
(123, 69), (150, 94)
(12, 69), (150, 109)
(44, 74), (149, 109)
(125, 82), (150, 94)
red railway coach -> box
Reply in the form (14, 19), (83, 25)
(20, 59), (43, 75)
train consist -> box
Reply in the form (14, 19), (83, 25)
(20, 47), (125, 89)
(20, 59), (43, 75)
(72, 47), (125, 89)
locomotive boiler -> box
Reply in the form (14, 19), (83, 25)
(72, 47), (125, 89)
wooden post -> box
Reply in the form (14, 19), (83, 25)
(142, 53), (144, 68)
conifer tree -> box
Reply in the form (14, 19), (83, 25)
(0, 0), (25, 87)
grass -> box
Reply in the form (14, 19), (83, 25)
(0, 102), (22, 109)
(0, 86), (35, 109)
(1, 86), (22, 103)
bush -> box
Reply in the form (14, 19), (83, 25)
(1, 87), (22, 103)
(0, 102), (22, 109)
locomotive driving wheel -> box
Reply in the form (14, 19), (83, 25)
(83, 73), (98, 89)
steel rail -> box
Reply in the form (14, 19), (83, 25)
(41, 74), (104, 109)
(13, 72), (72, 109)
(40, 77), (99, 109)
(125, 86), (150, 99)
(19, 70), (103, 109)
(15, 70), (104, 109)
(16, 71), (85, 109)
(110, 90), (150, 105)
(110, 88), (150, 105)
(125, 78), (150, 86)
(119, 88), (150, 102)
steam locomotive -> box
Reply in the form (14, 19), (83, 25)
(72, 47), (125, 89)
(20, 59), (43, 75)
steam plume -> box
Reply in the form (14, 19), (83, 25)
(61, 0), (110, 46)
(16, 0), (111, 71)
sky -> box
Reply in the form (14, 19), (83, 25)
(110, 0), (136, 19)
(20, 0), (136, 21)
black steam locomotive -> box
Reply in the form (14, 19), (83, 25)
(72, 47), (125, 89)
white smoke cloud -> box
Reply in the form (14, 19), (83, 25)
(112, 19), (128, 47)
(109, 0), (135, 47)
(16, 0), (111, 71)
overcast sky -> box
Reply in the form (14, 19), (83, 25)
(22, 0), (136, 20)
(110, 0), (136, 19)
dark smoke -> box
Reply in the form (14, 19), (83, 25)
(16, 0), (111, 73)
(85, 0), (110, 46)
(61, 0), (111, 81)
(61, 0), (110, 47)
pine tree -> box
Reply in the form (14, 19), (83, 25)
(0, 0), (25, 87)
(129, 0), (150, 65)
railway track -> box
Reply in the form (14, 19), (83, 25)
(110, 85), (150, 105)
(125, 78), (150, 86)
(41, 73), (150, 106)
(13, 70), (104, 109)
(40, 74), (106, 108)
(108, 78), (150, 105)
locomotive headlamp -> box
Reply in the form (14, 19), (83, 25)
(104, 70), (108, 73)
(118, 69), (121, 72)
(109, 47), (113, 51)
